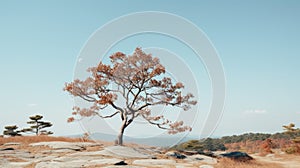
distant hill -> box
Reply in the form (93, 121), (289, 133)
(70, 132), (197, 147)
(90, 132), (197, 147)
(172, 131), (300, 152)
(69, 131), (300, 148)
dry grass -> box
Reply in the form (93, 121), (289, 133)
(0, 135), (151, 150)
(0, 135), (93, 145)
(253, 151), (300, 168)
(0, 135), (165, 149)
(215, 158), (284, 168)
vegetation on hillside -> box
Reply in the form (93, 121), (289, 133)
(282, 123), (300, 154)
(172, 138), (226, 152)
(172, 123), (300, 155)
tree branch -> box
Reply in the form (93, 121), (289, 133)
(95, 111), (120, 118)
(141, 114), (167, 130)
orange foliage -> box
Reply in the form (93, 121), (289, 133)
(260, 139), (273, 154)
(225, 139), (291, 154)
(63, 47), (197, 144)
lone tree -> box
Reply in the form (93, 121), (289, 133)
(3, 125), (22, 136)
(283, 123), (300, 143)
(22, 115), (53, 135)
(64, 47), (197, 145)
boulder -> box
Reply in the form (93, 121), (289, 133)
(5, 162), (32, 168)
(114, 160), (127, 165)
(0, 150), (34, 159)
(30, 141), (83, 151)
(219, 151), (253, 161)
(0, 147), (14, 151)
(186, 154), (217, 164)
(30, 141), (100, 151)
(175, 163), (197, 168)
(104, 166), (145, 168)
(165, 151), (187, 159)
(133, 159), (176, 166)
(3, 142), (21, 146)
(35, 158), (124, 168)
(99, 146), (154, 159)
(182, 150), (200, 155)
(199, 165), (214, 168)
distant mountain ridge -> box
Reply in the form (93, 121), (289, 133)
(69, 131), (297, 147)
(70, 132), (197, 147)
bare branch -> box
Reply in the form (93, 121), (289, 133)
(95, 111), (120, 118)
(110, 102), (123, 112)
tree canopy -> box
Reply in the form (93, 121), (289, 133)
(3, 125), (22, 136)
(22, 114), (53, 135)
(64, 47), (197, 145)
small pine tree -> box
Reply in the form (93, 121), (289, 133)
(22, 114), (53, 135)
(283, 123), (300, 140)
(282, 123), (300, 154)
(3, 125), (22, 136)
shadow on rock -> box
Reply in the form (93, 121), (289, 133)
(219, 151), (253, 161)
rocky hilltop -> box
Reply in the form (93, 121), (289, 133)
(1, 136), (299, 168)
(0, 140), (216, 168)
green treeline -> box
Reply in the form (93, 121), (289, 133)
(173, 131), (300, 152)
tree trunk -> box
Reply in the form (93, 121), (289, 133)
(36, 120), (39, 135)
(117, 122), (126, 145)
(116, 116), (127, 146)
(117, 131), (124, 146)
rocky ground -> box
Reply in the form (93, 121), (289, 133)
(1, 140), (299, 168)
(252, 153), (300, 168)
(0, 141), (216, 168)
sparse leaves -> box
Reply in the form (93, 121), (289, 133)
(64, 47), (197, 145)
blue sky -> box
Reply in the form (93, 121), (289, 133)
(0, 0), (299, 137)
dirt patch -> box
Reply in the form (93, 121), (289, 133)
(215, 158), (284, 168)
(253, 153), (300, 168)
